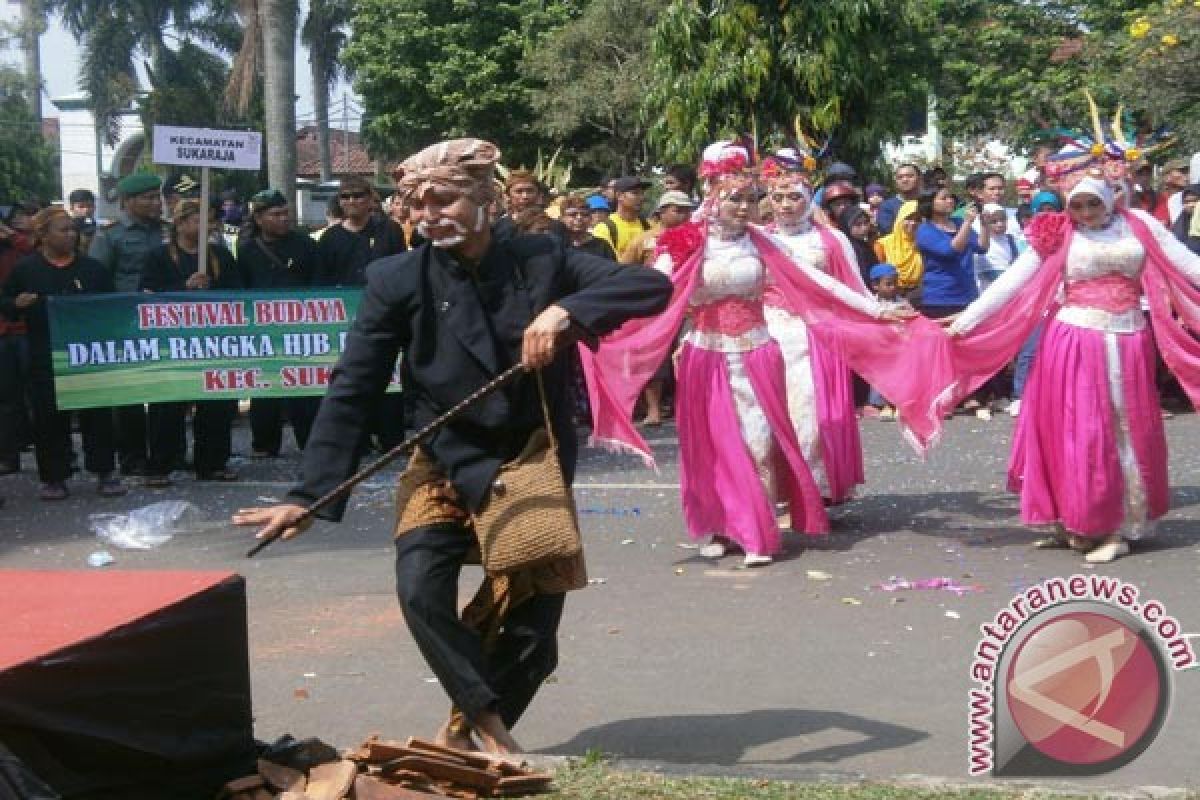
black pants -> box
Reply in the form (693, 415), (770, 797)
(115, 404), (148, 472)
(29, 376), (115, 484)
(394, 523), (564, 727)
(0, 334), (32, 463)
(148, 400), (236, 476)
(249, 397), (318, 455)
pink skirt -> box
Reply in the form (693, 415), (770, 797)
(809, 330), (866, 504)
(676, 340), (829, 555)
(1007, 318), (1168, 538)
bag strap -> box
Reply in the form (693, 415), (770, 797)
(534, 369), (556, 450)
(255, 236), (289, 271)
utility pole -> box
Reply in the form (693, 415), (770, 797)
(342, 92), (349, 179)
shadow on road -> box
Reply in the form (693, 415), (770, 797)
(540, 708), (927, 766)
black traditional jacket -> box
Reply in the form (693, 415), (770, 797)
(287, 233), (672, 519)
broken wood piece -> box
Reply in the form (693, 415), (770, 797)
(218, 774), (266, 798)
(258, 758), (307, 792)
(378, 756), (499, 792)
(495, 774), (553, 791)
(353, 774), (448, 799)
(404, 738), (528, 774)
(304, 759), (358, 800)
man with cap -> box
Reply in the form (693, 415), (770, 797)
(238, 189), (324, 457)
(89, 171), (167, 476)
(592, 176), (652, 258)
(622, 189), (695, 267)
(233, 137), (672, 754)
(585, 194), (611, 228)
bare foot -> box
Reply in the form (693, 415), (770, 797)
(473, 711), (522, 755)
(434, 719), (478, 752)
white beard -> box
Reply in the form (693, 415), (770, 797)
(418, 216), (469, 249)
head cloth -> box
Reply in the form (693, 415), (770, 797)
(394, 138), (501, 206)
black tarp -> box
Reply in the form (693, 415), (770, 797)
(0, 574), (255, 799)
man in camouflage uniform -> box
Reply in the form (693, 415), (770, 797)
(88, 172), (167, 476)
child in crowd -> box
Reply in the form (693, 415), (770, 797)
(864, 263), (912, 419)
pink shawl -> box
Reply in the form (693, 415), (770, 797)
(934, 209), (1200, 422)
(578, 221), (952, 464)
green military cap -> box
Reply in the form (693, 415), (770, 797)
(117, 172), (162, 197)
(250, 188), (288, 211)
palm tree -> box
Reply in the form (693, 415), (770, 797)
(259, 0), (299, 212)
(46, 0), (240, 144)
(301, 0), (350, 183)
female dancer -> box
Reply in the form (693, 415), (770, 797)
(761, 159), (871, 505)
(580, 142), (917, 566)
(944, 169), (1200, 563)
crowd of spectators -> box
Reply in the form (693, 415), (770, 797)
(2, 149), (1198, 506)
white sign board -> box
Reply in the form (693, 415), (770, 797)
(152, 125), (262, 171)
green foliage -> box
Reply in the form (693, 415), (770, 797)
(643, 0), (933, 169)
(926, 0), (1149, 147)
(1114, 1), (1200, 152)
(0, 67), (59, 202)
(522, 0), (657, 176)
(344, 0), (579, 165)
(46, 0), (241, 144)
(302, 0), (351, 93)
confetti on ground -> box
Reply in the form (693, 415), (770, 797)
(806, 570), (833, 581)
(620, 538), (635, 545)
(945, 611), (961, 619)
(579, 507), (642, 516)
(841, 597), (862, 605)
(876, 576), (984, 595)
(677, 542), (699, 549)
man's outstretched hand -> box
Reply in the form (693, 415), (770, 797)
(232, 503), (312, 543)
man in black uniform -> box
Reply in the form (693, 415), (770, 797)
(237, 189), (323, 456)
(234, 138), (671, 754)
(315, 176), (409, 449)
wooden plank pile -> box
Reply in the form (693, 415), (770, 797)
(216, 736), (553, 800)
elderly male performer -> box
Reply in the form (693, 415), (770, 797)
(233, 140), (671, 753)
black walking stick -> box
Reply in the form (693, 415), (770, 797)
(245, 363), (527, 558)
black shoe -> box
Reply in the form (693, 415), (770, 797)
(197, 468), (239, 482)
(121, 460), (148, 478)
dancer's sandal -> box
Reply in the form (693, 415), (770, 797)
(1032, 532), (1069, 549)
(1084, 536), (1129, 564)
(742, 553), (773, 568)
(699, 539), (728, 559)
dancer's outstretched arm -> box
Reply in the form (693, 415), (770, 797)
(949, 247), (1044, 335)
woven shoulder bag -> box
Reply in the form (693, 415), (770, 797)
(474, 371), (582, 575)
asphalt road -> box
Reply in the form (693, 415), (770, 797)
(2, 411), (1198, 792)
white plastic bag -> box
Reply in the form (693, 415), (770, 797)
(88, 501), (213, 550)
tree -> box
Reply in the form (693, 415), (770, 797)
(643, 0), (933, 170)
(343, 0), (578, 167)
(926, 0), (1147, 147)
(46, 0), (241, 144)
(1115, 2), (1200, 153)
(0, 66), (59, 201)
(522, 0), (657, 176)
(260, 0), (298, 210)
(301, 0), (351, 183)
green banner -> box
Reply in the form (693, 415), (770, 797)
(48, 289), (391, 409)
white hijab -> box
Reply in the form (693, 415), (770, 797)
(1067, 176), (1115, 215)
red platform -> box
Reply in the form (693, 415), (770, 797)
(0, 570), (255, 799)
